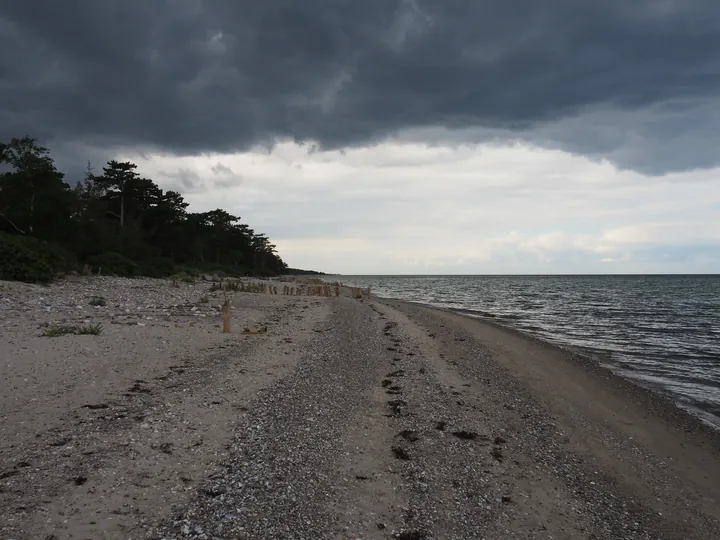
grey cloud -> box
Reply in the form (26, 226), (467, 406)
(211, 162), (234, 176)
(162, 168), (204, 193)
(214, 176), (242, 189)
(159, 165), (241, 192)
(2, 0), (720, 173)
(210, 162), (243, 188)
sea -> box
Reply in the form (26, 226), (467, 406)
(339, 275), (720, 429)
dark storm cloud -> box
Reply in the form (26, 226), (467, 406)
(2, 0), (720, 173)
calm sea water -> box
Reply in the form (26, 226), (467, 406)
(340, 275), (720, 428)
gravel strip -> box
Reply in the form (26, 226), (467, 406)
(149, 299), (391, 540)
(371, 314), (503, 538)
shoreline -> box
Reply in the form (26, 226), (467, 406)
(375, 295), (720, 538)
(379, 295), (720, 447)
(372, 292), (720, 434)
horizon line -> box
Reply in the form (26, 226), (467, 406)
(321, 273), (720, 277)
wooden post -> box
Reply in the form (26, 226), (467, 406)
(367, 286), (371, 298)
(222, 297), (232, 333)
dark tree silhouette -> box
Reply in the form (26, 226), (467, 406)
(0, 136), (288, 280)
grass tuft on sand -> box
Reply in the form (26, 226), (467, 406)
(42, 323), (103, 337)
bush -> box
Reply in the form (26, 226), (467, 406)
(135, 257), (175, 278)
(177, 266), (201, 277)
(87, 252), (137, 277)
(0, 233), (66, 283)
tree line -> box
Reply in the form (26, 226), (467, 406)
(0, 136), (289, 282)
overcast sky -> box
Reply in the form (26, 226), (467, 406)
(2, 0), (720, 273)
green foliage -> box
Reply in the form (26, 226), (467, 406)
(88, 295), (106, 306)
(41, 324), (77, 337)
(169, 272), (197, 287)
(284, 268), (326, 276)
(41, 322), (103, 337)
(1, 135), (291, 284)
(77, 323), (103, 335)
(176, 266), (201, 277)
(87, 252), (137, 277)
(0, 233), (61, 283)
(135, 257), (174, 278)
(0, 137), (76, 243)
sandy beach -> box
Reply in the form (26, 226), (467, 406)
(1, 278), (718, 539)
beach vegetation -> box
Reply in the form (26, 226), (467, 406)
(88, 295), (106, 306)
(41, 322), (103, 337)
(0, 136), (289, 283)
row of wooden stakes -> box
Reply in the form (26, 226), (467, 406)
(229, 282), (372, 298)
(220, 284), (373, 334)
(351, 287), (371, 299)
(275, 284), (372, 298)
(279, 285), (340, 296)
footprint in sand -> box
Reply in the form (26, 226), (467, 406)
(397, 429), (420, 442)
(391, 445), (411, 460)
